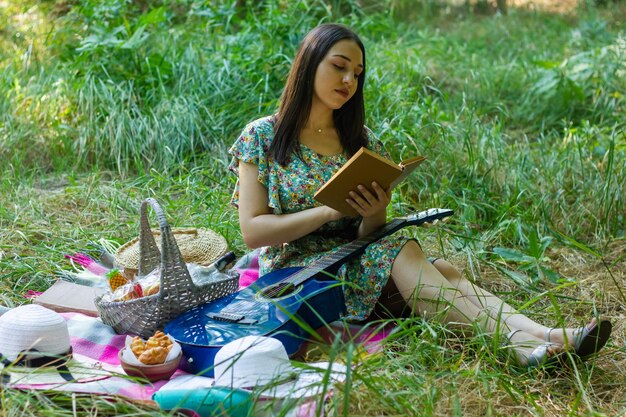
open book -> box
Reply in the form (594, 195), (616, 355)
(314, 147), (426, 216)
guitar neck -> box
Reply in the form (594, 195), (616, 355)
(290, 218), (407, 286)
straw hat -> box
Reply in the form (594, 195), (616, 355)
(0, 305), (110, 386)
(213, 336), (347, 399)
(115, 228), (228, 273)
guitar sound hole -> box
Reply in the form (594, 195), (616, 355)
(261, 282), (296, 299)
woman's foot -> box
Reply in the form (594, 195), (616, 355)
(503, 329), (565, 368)
(544, 318), (612, 359)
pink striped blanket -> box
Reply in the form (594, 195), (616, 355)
(13, 255), (392, 405)
(11, 311), (178, 401)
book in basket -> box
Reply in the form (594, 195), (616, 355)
(314, 147), (426, 216)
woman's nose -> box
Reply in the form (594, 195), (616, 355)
(343, 73), (355, 85)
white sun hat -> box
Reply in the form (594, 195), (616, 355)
(0, 304), (71, 362)
(0, 305), (110, 386)
(213, 336), (347, 399)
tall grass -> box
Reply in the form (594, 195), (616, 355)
(2, 1), (624, 243)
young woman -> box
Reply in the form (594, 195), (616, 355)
(228, 23), (611, 368)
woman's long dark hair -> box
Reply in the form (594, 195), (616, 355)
(270, 24), (368, 165)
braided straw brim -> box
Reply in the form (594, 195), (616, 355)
(115, 228), (228, 271)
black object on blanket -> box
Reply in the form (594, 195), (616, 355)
(0, 348), (75, 386)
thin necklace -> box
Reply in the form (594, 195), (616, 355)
(311, 126), (332, 134)
(307, 121), (333, 134)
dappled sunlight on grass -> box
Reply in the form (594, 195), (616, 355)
(0, 1), (52, 65)
(509, 0), (579, 13)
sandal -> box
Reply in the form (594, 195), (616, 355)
(573, 320), (612, 358)
(545, 319), (612, 359)
(503, 329), (564, 369)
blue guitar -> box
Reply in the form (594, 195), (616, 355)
(165, 208), (453, 376)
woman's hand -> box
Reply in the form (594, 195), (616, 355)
(346, 181), (391, 218)
(348, 182), (390, 238)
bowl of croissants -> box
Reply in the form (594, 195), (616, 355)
(119, 331), (182, 382)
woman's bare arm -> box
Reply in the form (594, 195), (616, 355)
(237, 160), (345, 248)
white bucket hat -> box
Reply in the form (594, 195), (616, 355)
(0, 305), (110, 386)
(0, 304), (71, 363)
(213, 336), (347, 399)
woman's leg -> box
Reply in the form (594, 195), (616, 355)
(431, 259), (584, 346)
(391, 241), (508, 333)
(430, 259), (551, 338)
(388, 241), (562, 364)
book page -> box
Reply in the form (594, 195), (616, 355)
(390, 156), (426, 188)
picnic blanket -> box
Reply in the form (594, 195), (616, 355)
(8, 251), (393, 413)
(6, 313), (329, 417)
(9, 311), (177, 402)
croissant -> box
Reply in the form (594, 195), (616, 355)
(138, 346), (168, 365)
(153, 330), (167, 339)
(152, 331), (172, 348)
(142, 282), (160, 296)
(130, 336), (145, 357)
(145, 338), (160, 350)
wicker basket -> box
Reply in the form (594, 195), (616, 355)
(95, 198), (239, 338)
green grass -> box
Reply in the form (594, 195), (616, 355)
(1, 0), (625, 416)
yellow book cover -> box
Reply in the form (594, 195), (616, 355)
(314, 147), (426, 216)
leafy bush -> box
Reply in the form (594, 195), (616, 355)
(520, 23), (625, 128)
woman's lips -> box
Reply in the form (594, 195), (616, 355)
(335, 89), (349, 98)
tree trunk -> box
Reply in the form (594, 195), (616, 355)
(496, 0), (508, 14)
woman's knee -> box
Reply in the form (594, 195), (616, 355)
(432, 259), (464, 286)
(393, 246), (457, 295)
(397, 239), (428, 262)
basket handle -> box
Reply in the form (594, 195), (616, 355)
(137, 198), (196, 298)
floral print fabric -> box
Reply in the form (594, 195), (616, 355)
(228, 116), (412, 321)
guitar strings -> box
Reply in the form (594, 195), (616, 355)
(249, 222), (402, 302)
(228, 242), (359, 309)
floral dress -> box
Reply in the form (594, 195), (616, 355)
(228, 116), (413, 321)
